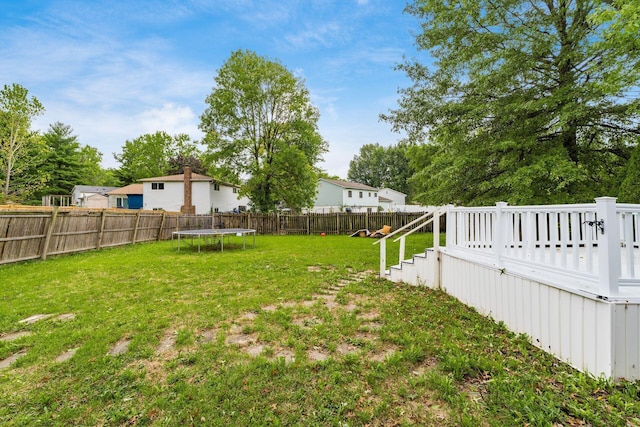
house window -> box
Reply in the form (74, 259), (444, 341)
(213, 183), (220, 191)
(214, 208), (219, 213)
(368, 192), (371, 197)
(374, 193), (377, 197)
(348, 190), (352, 198)
(151, 182), (164, 190)
(359, 191), (363, 198)
(116, 197), (125, 208)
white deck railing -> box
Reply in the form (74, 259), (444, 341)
(445, 197), (640, 299)
(374, 209), (438, 277)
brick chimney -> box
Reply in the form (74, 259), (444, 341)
(180, 166), (196, 214)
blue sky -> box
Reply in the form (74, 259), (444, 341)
(1, 0), (423, 178)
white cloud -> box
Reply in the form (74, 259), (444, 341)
(284, 21), (350, 49)
(138, 103), (201, 137)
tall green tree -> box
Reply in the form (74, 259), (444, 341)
(348, 143), (387, 188)
(114, 132), (200, 184)
(592, 0), (640, 54)
(200, 50), (327, 212)
(382, 0), (640, 206)
(618, 143), (640, 203)
(348, 142), (415, 199)
(0, 83), (45, 201)
(78, 145), (119, 186)
(38, 122), (83, 196)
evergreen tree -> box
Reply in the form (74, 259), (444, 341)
(39, 122), (83, 195)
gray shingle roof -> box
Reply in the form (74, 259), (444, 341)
(320, 178), (378, 192)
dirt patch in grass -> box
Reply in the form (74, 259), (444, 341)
(292, 315), (323, 329)
(18, 314), (54, 324)
(337, 342), (360, 355)
(245, 344), (265, 357)
(156, 331), (178, 354)
(53, 313), (75, 322)
(308, 348), (330, 361)
(240, 311), (259, 321)
(198, 328), (218, 344)
(369, 347), (397, 362)
(272, 348), (295, 363)
(108, 338), (131, 356)
(0, 331), (32, 342)
(225, 328), (258, 347)
(0, 350), (27, 369)
(357, 310), (380, 321)
(55, 348), (78, 363)
(136, 359), (170, 385)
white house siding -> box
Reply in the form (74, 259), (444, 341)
(85, 194), (109, 209)
(210, 185), (250, 212)
(143, 181), (184, 212)
(108, 194), (127, 209)
(315, 180), (343, 208)
(342, 188), (378, 211)
(191, 182), (212, 214)
(379, 188), (406, 205)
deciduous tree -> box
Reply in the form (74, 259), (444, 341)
(114, 132), (199, 184)
(348, 142), (415, 199)
(382, 0), (640, 206)
(200, 50), (327, 212)
(0, 83), (45, 201)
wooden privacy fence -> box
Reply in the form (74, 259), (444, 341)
(213, 211), (442, 235)
(0, 207), (438, 265)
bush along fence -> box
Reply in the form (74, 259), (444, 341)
(0, 207), (439, 265)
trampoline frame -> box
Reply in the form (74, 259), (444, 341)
(172, 228), (256, 252)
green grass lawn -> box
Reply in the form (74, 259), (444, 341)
(1, 234), (639, 426)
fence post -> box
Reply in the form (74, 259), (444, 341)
(96, 209), (107, 249)
(433, 208), (441, 289)
(41, 207), (59, 260)
(595, 196), (620, 297)
(495, 202), (507, 268)
(445, 205), (455, 247)
(132, 210), (141, 243)
(157, 211), (166, 241)
(379, 238), (386, 278)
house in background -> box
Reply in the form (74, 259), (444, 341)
(379, 188), (406, 207)
(107, 184), (143, 209)
(309, 178), (380, 213)
(307, 179), (431, 213)
(71, 185), (118, 208)
(138, 167), (249, 214)
(377, 196), (394, 211)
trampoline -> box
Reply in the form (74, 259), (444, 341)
(172, 228), (256, 252)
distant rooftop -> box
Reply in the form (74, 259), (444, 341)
(108, 184), (143, 195)
(320, 178), (378, 192)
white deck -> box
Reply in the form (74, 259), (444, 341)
(381, 198), (640, 380)
(446, 244), (640, 300)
